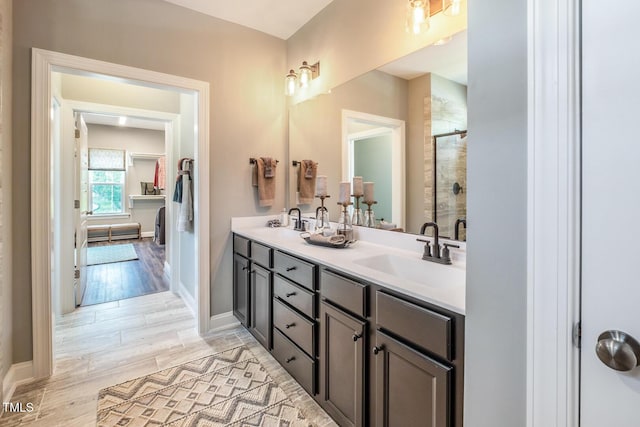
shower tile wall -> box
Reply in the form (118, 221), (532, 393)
(423, 74), (468, 240)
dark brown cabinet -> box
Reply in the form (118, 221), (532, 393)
(249, 263), (271, 349)
(374, 330), (452, 427)
(319, 301), (367, 427)
(233, 253), (250, 326)
(232, 234), (464, 427)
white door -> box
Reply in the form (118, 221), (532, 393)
(74, 114), (90, 305)
(581, 1), (640, 424)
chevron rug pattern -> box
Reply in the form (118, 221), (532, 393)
(97, 346), (310, 427)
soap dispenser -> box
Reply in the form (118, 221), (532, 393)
(280, 208), (289, 227)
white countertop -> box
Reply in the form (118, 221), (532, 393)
(232, 219), (466, 315)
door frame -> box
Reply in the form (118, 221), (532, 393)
(31, 48), (211, 379)
(55, 100), (180, 314)
(341, 109), (406, 229)
(526, 0), (581, 426)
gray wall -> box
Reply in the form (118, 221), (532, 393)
(0, 0), (11, 402)
(465, 0), (528, 425)
(353, 134), (392, 221)
(13, 0), (287, 363)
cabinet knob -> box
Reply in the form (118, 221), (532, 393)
(372, 346), (382, 355)
(285, 356), (296, 363)
(286, 266), (297, 272)
(285, 323), (295, 329)
(352, 333), (362, 342)
(285, 292), (296, 298)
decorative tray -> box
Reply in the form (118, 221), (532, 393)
(300, 232), (356, 249)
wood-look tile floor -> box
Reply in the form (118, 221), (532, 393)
(2, 291), (336, 427)
(82, 239), (169, 306)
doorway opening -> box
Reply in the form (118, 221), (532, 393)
(32, 49), (211, 379)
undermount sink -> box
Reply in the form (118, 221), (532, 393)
(352, 253), (465, 288)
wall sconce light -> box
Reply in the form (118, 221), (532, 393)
(285, 69), (297, 96)
(442, 0), (462, 16)
(285, 61), (321, 96)
(406, 0), (430, 35)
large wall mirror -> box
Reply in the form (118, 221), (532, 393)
(288, 30), (467, 239)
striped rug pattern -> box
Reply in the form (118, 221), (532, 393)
(97, 346), (310, 426)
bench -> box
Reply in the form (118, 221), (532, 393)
(88, 223), (141, 243)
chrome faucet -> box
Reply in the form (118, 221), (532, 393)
(288, 208), (304, 231)
(417, 222), (458, 265)
(454, 218), (466, 241)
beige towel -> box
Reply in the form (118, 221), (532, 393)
(255, 158), (276, 207)
(298, 160), (317, 205)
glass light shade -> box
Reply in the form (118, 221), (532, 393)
(406, 0), (430, 35)
(298, 61), (313, 88)
(285, 70), (297, 96)
(443, 0), (462, 16)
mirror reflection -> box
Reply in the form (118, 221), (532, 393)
(288, 30), (467, 238)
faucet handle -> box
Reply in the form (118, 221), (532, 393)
(416, 238), (432, 258)
(441, 243), (460, 263)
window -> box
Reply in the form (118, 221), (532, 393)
(88, 148), (126, 215)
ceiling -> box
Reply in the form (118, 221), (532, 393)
(162, 0), (335, 40)
(377, 30), (468, 84)
(83, 113), (167, 131)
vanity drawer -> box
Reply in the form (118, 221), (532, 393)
(274, 275), (315, 318)
(272, 328), (316, 396)
(376, 291), (452, 361)
(273, 251), (316, 291)
(251, 241), (272, 268)
(320, 269), (368, 318)
(273, 298), (315, 356)
(233, 235), (250, 258)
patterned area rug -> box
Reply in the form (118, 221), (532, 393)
(88, 243), (139, 266)
(97, 346), (310, 426)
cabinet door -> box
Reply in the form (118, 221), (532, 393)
(374, 331), (452, 427)
(320, 301), (367, 427)
(249, 263), (272, 349)
(233, 253), (250, 326)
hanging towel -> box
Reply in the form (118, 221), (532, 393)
(172, 158), (188, 203)
(177, 159), (193, 232)
(298, 160), (317, 205)
(261, 157), (274, 178)
(154, 156), (166, 190)
(255, 158), (276, 207)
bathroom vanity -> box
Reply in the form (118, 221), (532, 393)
(231, 220), (465, 427)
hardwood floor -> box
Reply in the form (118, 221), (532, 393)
(82, 238), (169, 306)
(1, 291), (336, 426)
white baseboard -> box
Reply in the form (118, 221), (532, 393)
(208, 312), (240, 333)
(178, 281), (196, 316)
(2, 361), (34, 403)
(141, 231), (154, 238)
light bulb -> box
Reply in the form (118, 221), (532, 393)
(406, 0), (430, 35)
(443, 0), (462, 16)
(285, 70), (297, 96)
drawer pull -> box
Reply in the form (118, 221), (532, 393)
(352, 333), (362, 342)
(285, 292), (297, 298)
(286, 266), (297, 272)
(285, 356), (296, 363)
(242, 266), (248, 271)
(372, 346), (383, 355)
(285, 322), (296, 329)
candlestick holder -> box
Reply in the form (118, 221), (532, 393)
(351, 195), (364, 226)
(315, 195), (330, 232)
(363, 200), (378, 228)
(337, 202), (354, 241)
